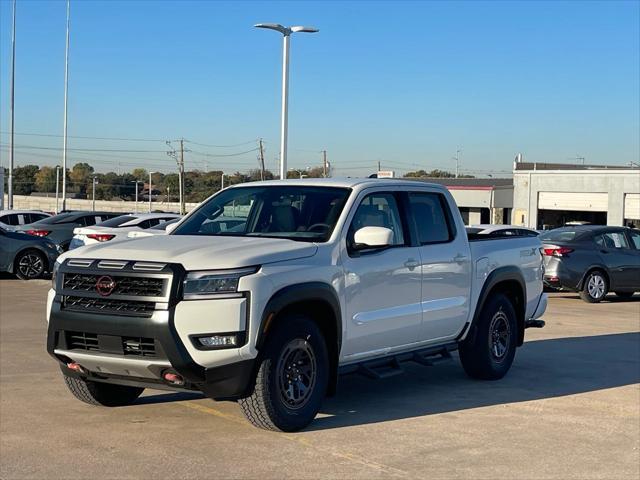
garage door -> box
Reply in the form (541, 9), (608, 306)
(538, 192), (608, 212)
(625, 193), (640, 220)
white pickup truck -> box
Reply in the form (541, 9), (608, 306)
(47, 179), (547, 431)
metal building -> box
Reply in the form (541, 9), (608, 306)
(512, 161), (640, 229)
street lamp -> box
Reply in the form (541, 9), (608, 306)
(55, 166), (61, 214)
(148, 171), (157, 213)
(254, 23), (319, 180)
(130, 180), (141, 213)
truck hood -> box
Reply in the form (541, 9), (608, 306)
(59, 235), (317, 270)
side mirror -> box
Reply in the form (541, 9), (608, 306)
(352, 226), (394, 250)
(165, 223), (178, 234)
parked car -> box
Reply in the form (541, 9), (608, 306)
(0, 226), (62, 279)
(14, 211), (122, 251)
(0, 210), (51, 231)
(540, 226), (640, 302)
(126, 218), (182, 239)
(69, 213), (181, 249)
(466, 224), (539, 238)
(47, 179), (547, 431)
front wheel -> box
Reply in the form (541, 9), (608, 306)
(14, 249), (46, 280)
(238, 315), (329, 432)
(580, 270), (608, 303)
(459, 293), (518, 380)
(63, 375), (144, 407)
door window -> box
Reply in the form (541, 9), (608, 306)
(628, 230), (640, 250)
(408, 192), (454, 244)
(595, 232), (629, 249)
(349, 193), (405, 246)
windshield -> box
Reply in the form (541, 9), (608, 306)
(96, 215), (136, 227)
(540, 230), (579, 242)
(174, 185), (351, 242)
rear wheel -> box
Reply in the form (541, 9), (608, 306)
(615, 291), (635, 299)
(459, 293), (518, 380)
(580, 270), (608, 303)
(14, 249), (46, 280)
(238, 315), (329, 432)
(63, 375), (144, 407)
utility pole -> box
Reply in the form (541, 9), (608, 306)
(322, 150), (328, 177)
(454, 149), (461, 178)
(148, 171), (157, 213)
(220, 173), (225, 191)
(55, 166), (60, 213)
(258, 138), (266, 180)
(91, 176), (97, 211)
(7, 0), (16, 210)
(130, 180), (140, 213)
(61, 0), (71, 211)
(378, 160), (381, 172)
(167, 139), (187, 215)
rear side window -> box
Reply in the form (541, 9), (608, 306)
(0, 214), (19, 225)
(629, 230), (640, 250)
(408, 192), (454, 244)
(98, 215), (136, 228)
(595, 232), (629, 249)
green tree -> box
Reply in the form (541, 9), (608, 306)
(13, 165), (39, 195)
(34, 166), (57, 193)
(69, 163), (95, 195)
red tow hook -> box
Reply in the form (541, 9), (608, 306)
(67, 362), (86, 374)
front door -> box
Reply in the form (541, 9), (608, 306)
(595, 230), (638, 289)
(341, 191), (422, 359)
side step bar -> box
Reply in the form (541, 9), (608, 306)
(525, 319), (545, 329)
(338, 343), (457, 380)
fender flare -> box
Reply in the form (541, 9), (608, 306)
(458, 265), (527, 346)
(256, 282), (342, 352)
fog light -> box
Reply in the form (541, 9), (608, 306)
(198, 335), (238, 348)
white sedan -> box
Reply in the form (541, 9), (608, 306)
(69, 213), (181, 249)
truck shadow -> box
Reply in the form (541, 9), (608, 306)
(310, 332), (640, 431)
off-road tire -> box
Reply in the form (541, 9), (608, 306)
(459, 293), (518, 380)
(238, 315), (329, 432)
(14, 249), (46, 280)
(580, 270), (608, 303)
(63, 375), (144, 407)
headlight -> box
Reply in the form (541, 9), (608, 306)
(183, 267), (258, 299)
(51, 261), (60, 290)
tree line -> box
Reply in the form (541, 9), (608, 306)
(2, 164), (469, 204)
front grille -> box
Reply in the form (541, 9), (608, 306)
(63, 295), (155, 317)
(64, 331), (160, 358)
(67, 331), (99, 351)
(63, 274), (164, 297)
(122, 337), (156, 357)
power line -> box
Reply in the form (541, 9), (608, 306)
(185, 139), (257, 148)
(189, 148), (260, 158)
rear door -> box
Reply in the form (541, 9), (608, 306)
(623, 230), (640, 290)
(407, 191), (472, 342)
(594, 230), (637, 289)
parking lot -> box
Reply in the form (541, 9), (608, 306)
(0, 277), (638, 479)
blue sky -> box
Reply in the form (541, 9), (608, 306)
(0, 0), (639, 177)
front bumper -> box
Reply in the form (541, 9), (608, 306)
(47, 261), (257, 400)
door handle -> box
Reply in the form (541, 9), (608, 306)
(404, 258), (420, 270)
(454, 254), (468, 263)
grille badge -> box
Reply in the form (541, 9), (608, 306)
(95, 276), (116, 296)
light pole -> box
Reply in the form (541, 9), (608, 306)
(55, 166), (61, 213)
(453, 148), (462, 178)
(91, 176), (97, 211)
(148, 171), (156, 213)
(130, 180), (141, 213)
(254, 23), (319, 180)
(61, 0), (71, 211)
(7, 0), (16, 210)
